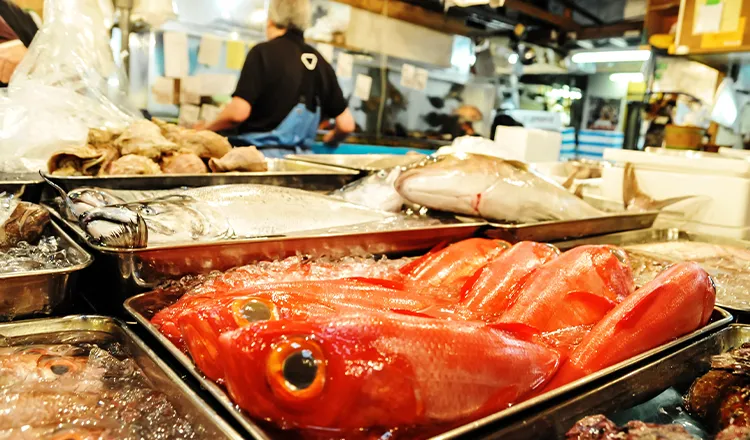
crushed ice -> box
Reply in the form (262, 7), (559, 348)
(0, 236), (77, 274)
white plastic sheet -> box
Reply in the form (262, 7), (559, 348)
(0, 0), (141, 172)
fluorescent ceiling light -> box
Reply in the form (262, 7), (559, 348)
(609, 72), (644, 82)
(508, 53), (518, 64)
(571, 49), (651, 63)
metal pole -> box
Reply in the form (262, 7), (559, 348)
(115, 0), (135, 76)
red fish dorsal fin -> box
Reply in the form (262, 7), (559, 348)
(488, 322), (541, 343)
(615, 285), (664, 329)
(564, 291), (618, 318)
(458, 265), (487, 302)
(346, 277), (406, 291)
(398, 240), (450, 275)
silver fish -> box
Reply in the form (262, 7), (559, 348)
(59, 184), (397, 248)
(395, 153), (605, 223)
(331, 168), (406, 213)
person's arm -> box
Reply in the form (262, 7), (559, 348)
(322, 108), (355, 145)
(0, 39), (25, 83)
(196, 97), (251, 131)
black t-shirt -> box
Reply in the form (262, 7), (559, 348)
(232, 30), (347, 134)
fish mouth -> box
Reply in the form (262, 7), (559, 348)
(80, 206), (148, 248)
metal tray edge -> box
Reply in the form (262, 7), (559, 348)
(487, 211), (660, 231)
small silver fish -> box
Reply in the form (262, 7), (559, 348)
(395, 153), (605, 223)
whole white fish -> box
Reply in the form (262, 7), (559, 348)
(59, 184), (398, 247)
(331, 168), (406, 213)
(395, 153), (605, 223)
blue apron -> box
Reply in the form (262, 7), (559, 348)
(228, 43), (321, 159)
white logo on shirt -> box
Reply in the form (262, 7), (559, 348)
(301, 53), (318, 71)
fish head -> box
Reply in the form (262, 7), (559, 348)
(68, 187), (123, 216)
(220, 319), (367, 428)
(80, 206), (148, 248)
(395, 154), (508, 215)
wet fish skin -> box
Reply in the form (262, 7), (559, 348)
(395, 154), (605, 222)
(499, 245), (635, 333)
(541, 262), (716, 392)
(332, 168), (406, 213)
(155, 278), (444, 352)
(218, 312), (560, 432)
(402, 238), (510, 299)
(176, 279), (445, 382)
(458, 241), (560, 320)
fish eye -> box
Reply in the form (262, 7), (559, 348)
(282, 350), (318, 391)
(266, 337), (326, 404)
(37, 356), (80, 376)
(232, 298), (278, 326)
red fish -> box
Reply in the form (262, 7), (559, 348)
(403, 238), (510, 298)
(218, 312), (560, 433)
(458, 241), (560, 320)
(541, 262), (716, 392)
(499, 245), (634, 333)
(178, 279), (448, 382)
(154, 278), (446, 351)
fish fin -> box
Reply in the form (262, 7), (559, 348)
(565, 291), (618, 318)
(458, 266), (486, 302)
(561, 172), (577, 190)
(623, 162), (648, 210)
(488, 322), (541, 342)
(398, 240), (449, 275)
(346, 277), (406, 291)
(647, 195), (699, 211)
(616, 286), (663, 329)
(389, 309), (437, 319)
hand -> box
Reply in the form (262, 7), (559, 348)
(322, 130), (338, 146)
(0, 40), (27, 84)
(192, 120), (207, 130)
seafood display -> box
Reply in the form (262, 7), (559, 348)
(143, 238), (717, 438)
(0, 192), (49, 248)
(45, 182), (440, 248)
(47, 119), (267, 177)
(331, 167), (406, 212)
(567, 341), (750, 440)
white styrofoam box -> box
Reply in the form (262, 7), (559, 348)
(602, 165), (750, 228)
(494, 127), (561, 163)
(603, 148), (750, 177)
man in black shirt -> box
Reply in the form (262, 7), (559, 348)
(0, 0), (38, 85)
(198, 0), (355, 156)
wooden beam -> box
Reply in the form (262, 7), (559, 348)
(333, 0), (473, 36)
(577, 19), (644, 40)
(503, 0), (581, 32)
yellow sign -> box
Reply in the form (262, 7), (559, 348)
(701, 17), (746, 48)
(225, 40), (247, 70)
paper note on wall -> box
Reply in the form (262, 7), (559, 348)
(201, 104), (222, 123)
(163, 32), (189, 78)
(152, 76), (176, 104)
(413, 67), (428, 91)
(197, 73), (238, 96)
(226, 40), (247, 70)
(179, 104), (201, 127)
(198, 34), (222, 66)
(693, 2), (723, 34)
(354, 74), (372, 101)
(180, 76), (202, 105)
(401, 63), (416, 89)
(336, 52), (353, 79)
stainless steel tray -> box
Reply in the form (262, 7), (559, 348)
(42, 158), (359, 191)
(553, 228), (750, 313)
(483, 211), (659, 242)
(0, 221), (92, 320)
(50, 209), (484, 314)
(475, 322), (745, 440)
(286, 154), (422, 172)
(124, 287), (731, 440)
(0, 315), (242, 439)
(0, 172), (44, 202)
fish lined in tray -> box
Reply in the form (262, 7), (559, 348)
(146, 238), (718, 438)
(0, 341), (209, 439)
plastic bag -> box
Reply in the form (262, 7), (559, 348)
(0, 0), (141, 172)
